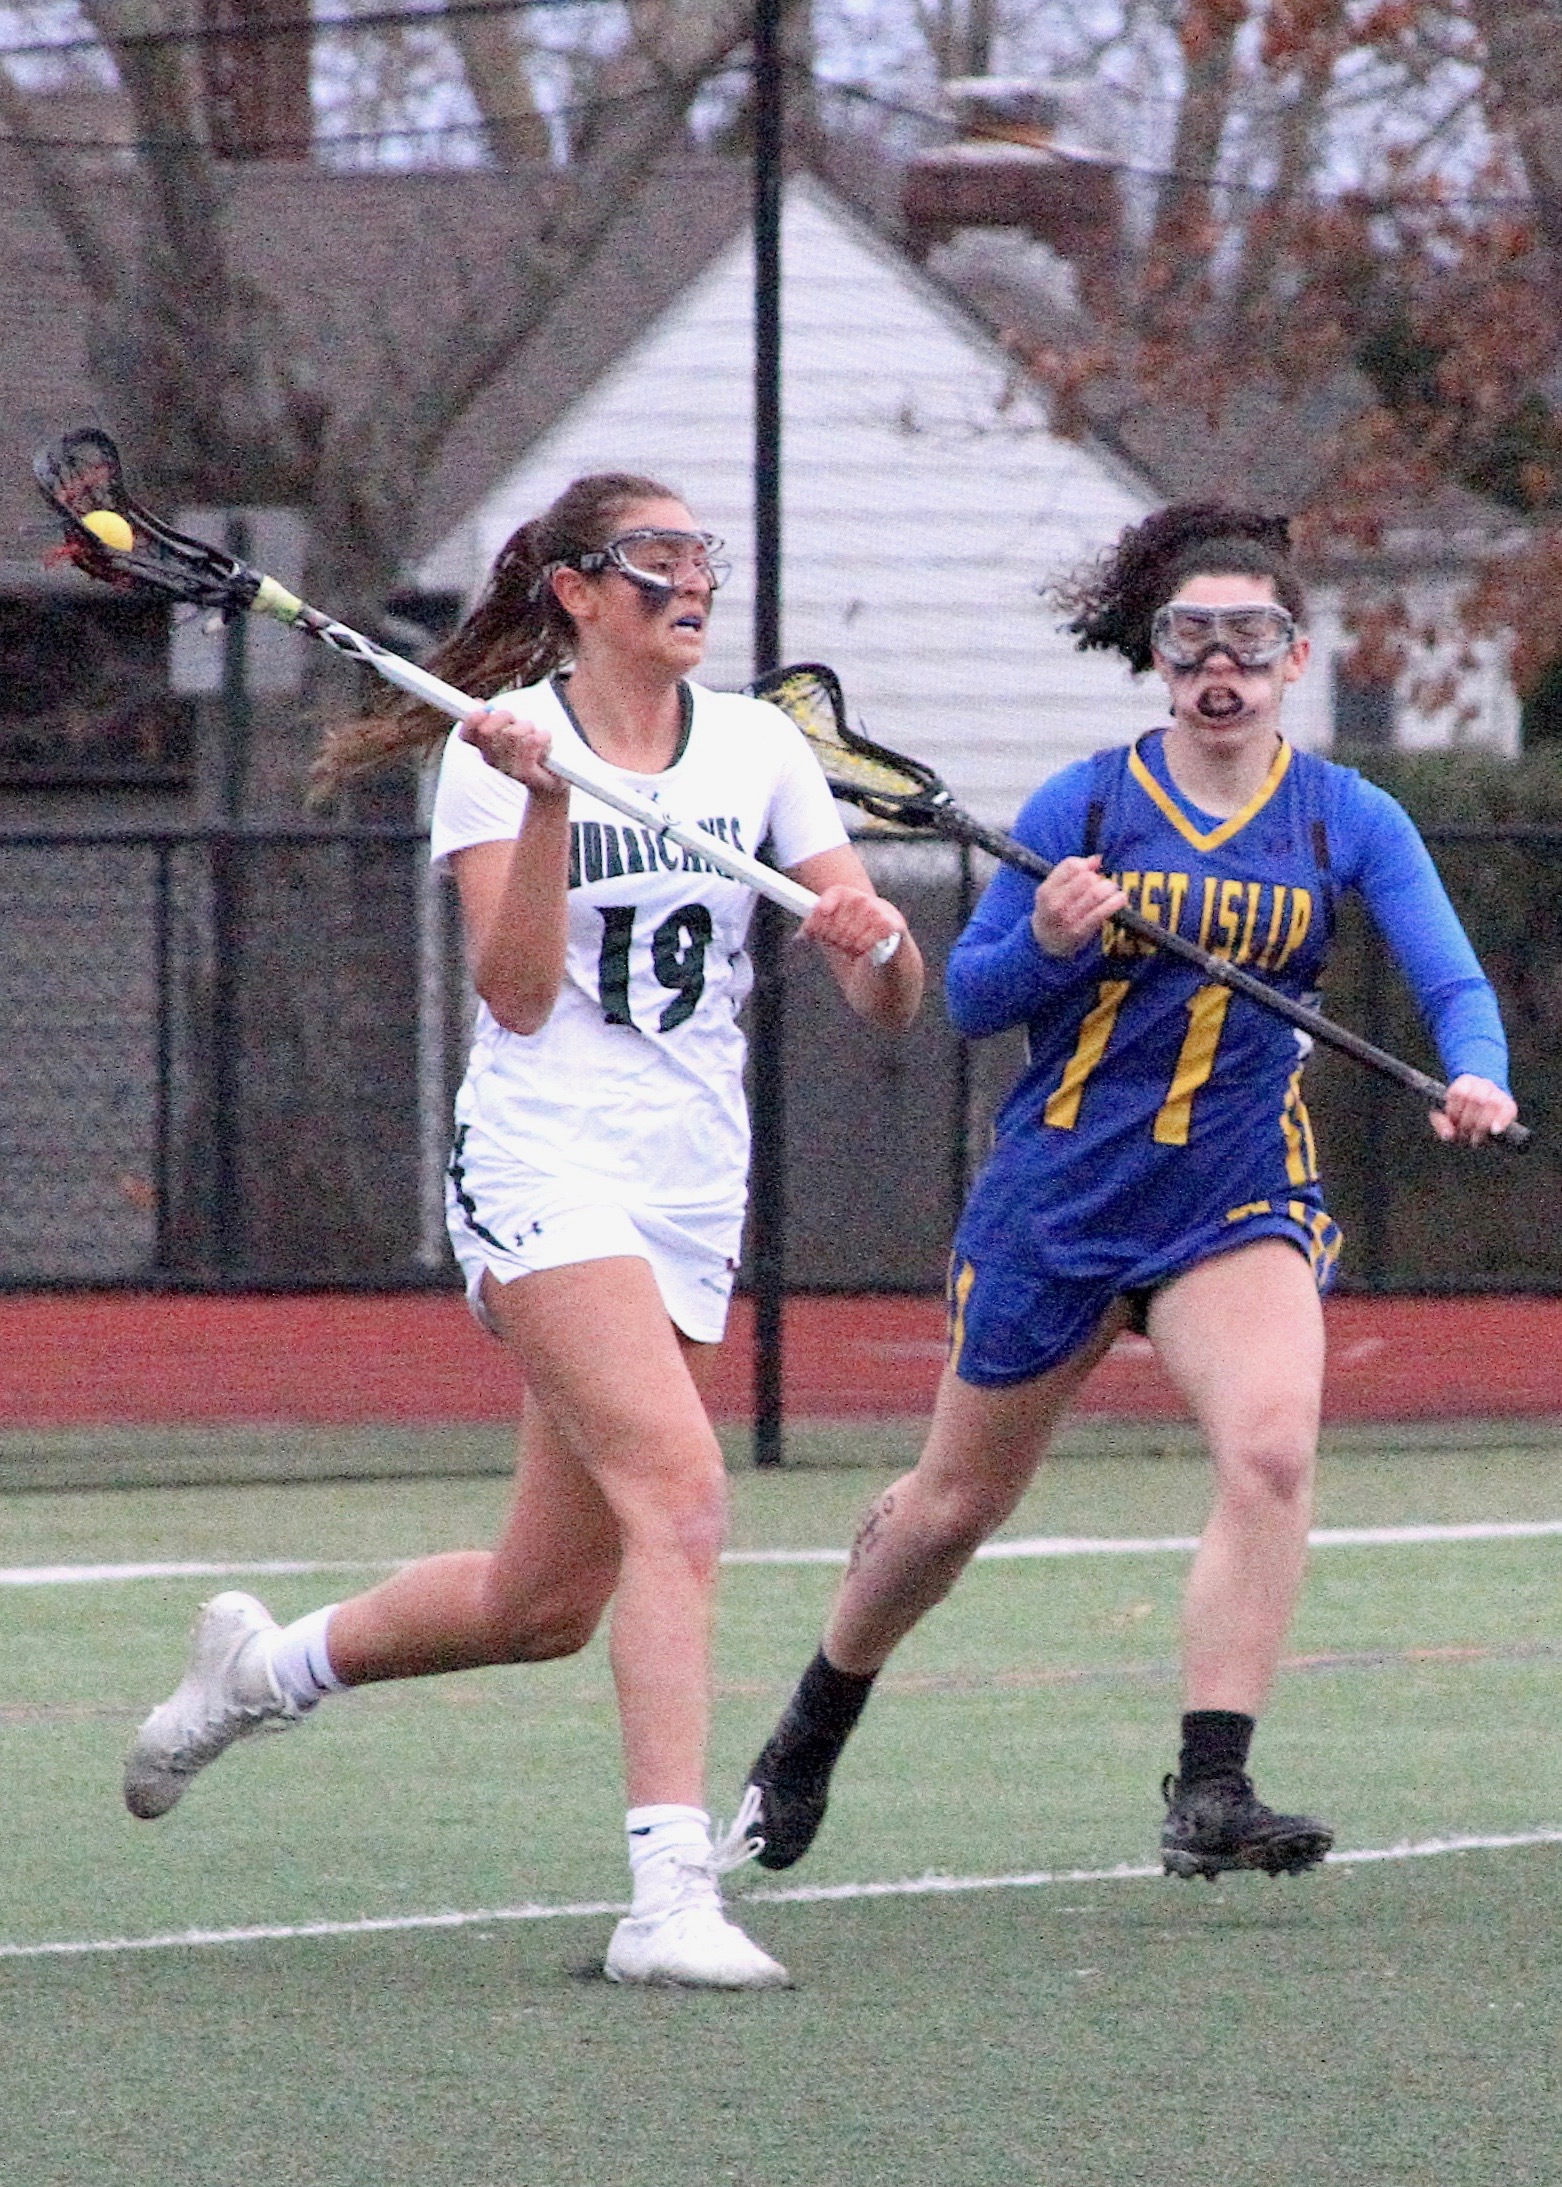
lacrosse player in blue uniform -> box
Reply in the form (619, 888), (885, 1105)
(744, 503), (1517, 1889)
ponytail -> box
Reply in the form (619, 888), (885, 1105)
(307, 470), (678, 803)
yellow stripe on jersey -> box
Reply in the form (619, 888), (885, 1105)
(1229, 1197), (1340, 1279)
(1286, 1198), (1338, 1277)
(1279, 1066), (1320, 1186)
(947, 1257), (977, 1373)
(1153, 984), (1234, 1145)
(1127, 739), (1293, 853)
(1044, 980), (1132, 1130)
(1298, 1087), (1319, 1177)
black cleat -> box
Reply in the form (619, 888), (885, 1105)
(743, 1737), (838, 1872)
(1160, 1771), (1334, 1881)
(744, 1650), (876, 1870)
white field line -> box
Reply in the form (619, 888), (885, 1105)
(973, 1519), (1562, 1561)
(4, 1519), (1562, 1587)
(1, 1827), (1558, 1962)
(0, 1559), (391, 1587)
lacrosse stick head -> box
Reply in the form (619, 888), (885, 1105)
(748, 661), (949, 828)
(33, 428), (262, 615)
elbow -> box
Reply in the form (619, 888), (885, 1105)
(948, 995), (1015, 1041)
(471, 936), (564, 1038)
(476, 974), (557, 1038)
(849, 942), (925, 1031)
(491, 1000), (552, 1037)
(944, 980), (993, 1040)
(945, 947), (992, 1037)
(872, 987), (923, 1034)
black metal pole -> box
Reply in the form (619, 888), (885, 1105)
(154, 842), (173, 1272)
(211, 512), (252, 1274)
(952, 840), (975, 1232)
(1360, 921), (1388, 1291)
(751, 0), (786, 1465)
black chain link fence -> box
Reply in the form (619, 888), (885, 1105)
(1307, 828), (1562, 1291)
(1, 826), (1558, 1292)
(0, 827), (458, 1286)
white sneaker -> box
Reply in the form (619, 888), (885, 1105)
(605, 1872), (791, 1989)
(123, 1591), (306, 1819)
(605, 1787), (790, 1989)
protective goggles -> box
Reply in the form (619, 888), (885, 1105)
(576, 529), (730, 596)
(1150, 600), (1298, 671)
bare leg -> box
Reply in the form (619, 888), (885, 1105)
(327, 1257), (728, 1808)
(1148, 1238), (1324, 1714)
(126, 1255), (787, 1979)
(744, 1308), (1128, 1869)
(481, 1259), (726, 1808)
(324, 1394), (622, 1679)
(823, 1308), (1129, 1674)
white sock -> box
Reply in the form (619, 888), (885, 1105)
(261, 1604), (347, 1712)
(625, 1804), (712, 1912)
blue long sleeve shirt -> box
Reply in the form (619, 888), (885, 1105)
(945, 731), (1507, 1275)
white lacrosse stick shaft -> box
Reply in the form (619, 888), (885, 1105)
(252, 579), (898, 965)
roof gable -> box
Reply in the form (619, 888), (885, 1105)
(418, 175), (1173, 819)
(0, 146), (746, 576)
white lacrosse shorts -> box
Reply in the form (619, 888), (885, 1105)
(444, 1122), (742, 1345)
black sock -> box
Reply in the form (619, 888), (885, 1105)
(771, 1649), (877, 1760)
(1177, 1709), (1255, 1786)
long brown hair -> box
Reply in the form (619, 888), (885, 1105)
(1051, 504), (1304, 673)
(307, 470), (680, 802)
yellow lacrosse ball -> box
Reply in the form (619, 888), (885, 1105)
(82, 509), (134, 552)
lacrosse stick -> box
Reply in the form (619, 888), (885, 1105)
(33, 430), (897, 962)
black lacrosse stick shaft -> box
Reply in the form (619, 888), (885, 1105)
(891, 793), (1529, 1148)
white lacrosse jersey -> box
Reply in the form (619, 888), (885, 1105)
(430, 674), (849, 1220)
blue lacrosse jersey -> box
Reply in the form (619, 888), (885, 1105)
(948, 729), (1508, 1292)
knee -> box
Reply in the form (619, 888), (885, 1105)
(910, 1472), (1012, 1562)
(621, 1444), (729, 1581)
(512, 1601), (605, 1661)
(665, 1453), (730, 1577)
(480, 1567), (615, 1663)
(1217, 1424), (1315, 1514)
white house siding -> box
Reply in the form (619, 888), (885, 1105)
(419, 180), (1174, 828)
(1306, 584), (1520, 757)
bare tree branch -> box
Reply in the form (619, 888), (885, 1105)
(308, 4), (757, 610)
(68, 1), (328, 494)
(1225, 0), (1349, 331)
(0, 64), (121, 300)
(1140, 0), (1245, 321)
(1470, 0), (1562, 263)
(444, 6), (551, 161)
(3, 0), (753, 616)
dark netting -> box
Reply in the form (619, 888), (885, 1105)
(1309, 832), (1562, 1291)
(0, 827), (1556, 1292)
(0, 828), (466, 1286)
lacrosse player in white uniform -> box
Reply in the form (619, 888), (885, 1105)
(124, 473), (924, 1989)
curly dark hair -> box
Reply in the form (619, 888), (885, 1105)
(1051, 504), (1305, 674)
(308, 469), (680, 802)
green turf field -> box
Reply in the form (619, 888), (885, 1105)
(2, 1426), (1559, 2184)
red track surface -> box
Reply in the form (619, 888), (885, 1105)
(1, 1290), (1560, 1428)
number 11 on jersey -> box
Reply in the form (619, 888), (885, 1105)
(1042, 978), (1234, 1145)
